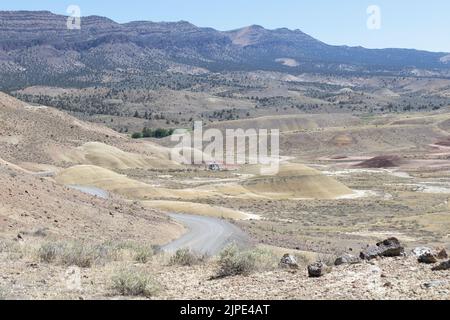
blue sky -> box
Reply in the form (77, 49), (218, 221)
(2, 0), (450, 52)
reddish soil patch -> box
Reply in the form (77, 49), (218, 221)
(354, 155), (403, 168)
(435, 139), (450, 147)
(330, 155), (348, 160)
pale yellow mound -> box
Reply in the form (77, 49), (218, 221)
(56, 142), (180, 169)
(55, 165), (214, 200)
(142, 200), (258, 220)
(243, 163), (353, 199)
(330, 134), (354, 147)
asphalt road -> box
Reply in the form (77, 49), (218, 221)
(162, 213), (250, 256)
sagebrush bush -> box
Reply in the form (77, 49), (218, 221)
(111, 270), (160, 297)
(0, 240), (24, 261)
(38, 242), (64, 263)
(38, 241), (156, 267)
(216, 245), (277, 278)
(38, 242), (111, 267)
(134, 247), (153, 264)
(169, 248), (206, 266)
(60, 243), (108, 268)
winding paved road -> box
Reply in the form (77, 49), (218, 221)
(162, 213), (250, 255)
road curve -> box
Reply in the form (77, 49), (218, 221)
(162, 213), (250, 256)
(64, 185), (249, 256)
(67, 185), (109, 199)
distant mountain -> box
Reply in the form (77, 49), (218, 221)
(0, 10), (449, 89)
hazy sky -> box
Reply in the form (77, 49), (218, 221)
(2, 0), (449, 52)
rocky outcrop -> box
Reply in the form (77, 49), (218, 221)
(360, 238), (405, 260)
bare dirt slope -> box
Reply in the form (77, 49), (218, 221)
(0, 158), (182, 244)
(0, 92), (176, 169)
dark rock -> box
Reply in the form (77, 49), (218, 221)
(360, 237), (404, 260)
(279, 254), (299, 269)
(432, 260), (450, 271)
(418, 252), (438, 264)
(334, 254), (361, 266)
(308, 262), (331, 278)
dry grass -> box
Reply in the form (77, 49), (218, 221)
(0, 240), (24, 261)
(111, 269), (160, 298)
(215, 244), (278, 278)
(38, 241), (155, 267)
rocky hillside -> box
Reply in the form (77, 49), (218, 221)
(0, 11), (449, 89)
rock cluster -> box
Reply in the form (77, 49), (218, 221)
(301, 238), (449, 278)
(360, 237), (404, 260)
(413, 247), (448, 269)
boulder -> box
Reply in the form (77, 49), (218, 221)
(360, 237), (404, 260)
(279, 254), (299, 269)
(432, 260), (450, 271)
(334, 254), (361, 266)
(308, 262), (331, 278)
(418, 252), (438, 264)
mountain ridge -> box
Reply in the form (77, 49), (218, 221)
(0, 10), (449, 90)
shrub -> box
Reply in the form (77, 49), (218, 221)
(38, 242), (64, 263)
(131, 132), (143, 139)
(60, 243), (105, 268)
(0, 240), (24, 261)
(215, 245), (277, 278)
(111, 270), (160, 297)
(134, 247), (153, 264)
(169, 248), (206, 266)
(38, 242), (111, 267)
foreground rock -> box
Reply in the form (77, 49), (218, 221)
(334, 254), (361, 266)
(418, 252), (438, 264)
(414, 247), (448, 264)
(308, 262), (332, 278)
(360, 237), (405, 260)
(432, 260), (450, 271)
(279, 254), (299, 269)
